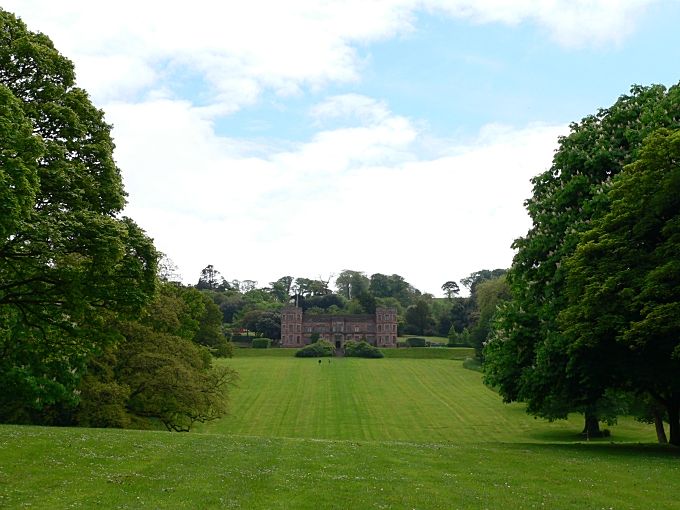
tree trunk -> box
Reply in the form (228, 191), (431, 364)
(581, 413), (601, 439)
(653, 409), (668, 444)
(667, 399), (680, 447)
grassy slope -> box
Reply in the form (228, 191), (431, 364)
(2, 357), (678, 509)
(201, 357), (655, 442)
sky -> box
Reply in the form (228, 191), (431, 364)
(5, 0), (680, 296)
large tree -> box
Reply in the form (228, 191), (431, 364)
(560, 129), (680, 445)
(77, 283), (237, 431)
(335, 270), (369, 300)
(0, 9), (157, 421)
(485, 83), (680, 437)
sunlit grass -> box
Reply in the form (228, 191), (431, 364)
(2, 357), (677, 509)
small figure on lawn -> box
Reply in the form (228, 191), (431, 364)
(318, 359), (322, 365)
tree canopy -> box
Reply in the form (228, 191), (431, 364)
(559, 128), (680, 444)
(485, 83), (680, 441)
(0, 8), (157, 421)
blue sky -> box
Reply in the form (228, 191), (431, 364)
(5, 0), (680, 295)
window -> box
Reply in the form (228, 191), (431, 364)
(377, 325), (382, 332)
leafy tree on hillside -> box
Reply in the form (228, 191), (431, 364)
(485, 83), (680, 438)
(461, 269), (506, 295)
(369, 273), (419, 307)
(269, 275), (294, 302)
(441, 281), (460, 299)
(196, 264), (228, 291)
(336, 270), (370, 300)
(404, 299), (433, 336)
(0, 9), (157, 422)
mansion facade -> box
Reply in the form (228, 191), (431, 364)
(280, 306), (398, 348)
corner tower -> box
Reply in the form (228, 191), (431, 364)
(375, 306), (397, 347)
(281, 306), (303, 347)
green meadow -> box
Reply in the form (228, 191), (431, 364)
(2, 355), (678, 509)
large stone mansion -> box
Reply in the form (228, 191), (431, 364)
(280, 306), (398, 348)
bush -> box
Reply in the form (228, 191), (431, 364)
(406, 337), (427, 347)
(295, 339), (334, 357)
(252, 338), (272, 349)
(462, 357), (482, 372)
(344, 340), (383, 358)
(231, 334), (252, 343)
(448, 328), (472, 347)
(213, 338), (235, 358)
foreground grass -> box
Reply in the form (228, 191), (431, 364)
(3, 358), (677, 509)
(2, 425), (678, 509)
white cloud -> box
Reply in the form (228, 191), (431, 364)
(310, 94), (391, 125)
(107, 94), (565, 295)
(4, 0), (658, 111)
(427, 0), (657, 48)
(1, 0), (652, 293)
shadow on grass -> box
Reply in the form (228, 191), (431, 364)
(505, 441), (680, 459)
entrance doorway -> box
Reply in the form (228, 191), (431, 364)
(335, 340), (341, 349)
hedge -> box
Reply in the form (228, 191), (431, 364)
(406, 337), (427, 347)
(295, 339), (334, 357)
(252, 338), (272, 349)
(344, 340), (383, 358)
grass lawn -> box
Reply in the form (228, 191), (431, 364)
(398, 335), (449, 344)
(380, 346), (474, 359)
(2, 357), (678, 509)
(233, 347), (297, 357)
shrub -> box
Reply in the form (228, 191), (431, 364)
(295, 339), (334, 357)
(448, 328), (472, 347)
(310, 332), (320, 343)
(406, 337), (427, 347)
(252, 338), (272, 349)
(213, 338), (235, 358)
(462, 357), (482, 372)
(344, 340), (384, 358)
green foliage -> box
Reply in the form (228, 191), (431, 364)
(560, 128), (680, 444)
(404, 299), (433, 335)
(196, 264), (228, 291)
(486, 82), (680, 437)
(406, 337), (427, 347)
(76, 283), (238, 431)
(461, 269), (507, 295)
(335, 270), (369, 300)
(252, 338), (272, 349)
(343, 340), (383, 358)
(469, 276), (510, 358)
(213, 338), (235, 358)
(447, 328), (471, 347)
(295, 339), (334, 357)
(310, 332), (320, 343)
(441, 281), (460, 299)
(0, 9), (158, 421)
